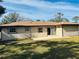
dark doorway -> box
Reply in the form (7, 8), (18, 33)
(47, 28), (51, 35)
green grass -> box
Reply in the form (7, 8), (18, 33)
(0, 37), (79, 59)
(50, 36), (79, 42)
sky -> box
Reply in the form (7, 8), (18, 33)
(0, 0), (79, 21)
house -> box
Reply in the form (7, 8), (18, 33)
(0, 21), (79, 40)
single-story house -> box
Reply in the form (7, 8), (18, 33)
(0, 21), (79, 40)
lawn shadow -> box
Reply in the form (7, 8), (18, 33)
(0, 39), (18, 45)
(0, 40), (79, 59)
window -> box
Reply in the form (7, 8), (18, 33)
(25, 27), (30, 31)
(9, 27), (16, 32)
(38, 28), (43, 32)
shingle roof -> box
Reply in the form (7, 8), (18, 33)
(0, 21), (79, 27)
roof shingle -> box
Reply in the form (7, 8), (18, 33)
(1, 21), (79, 27)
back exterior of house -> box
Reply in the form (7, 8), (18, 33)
(0, 22), (79, 40)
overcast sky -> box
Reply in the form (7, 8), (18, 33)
(0, 0), (79, 21)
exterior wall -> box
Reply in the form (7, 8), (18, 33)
(78, 26), (79, 33)
(2, 25), (79, 40)
(1, 26), (57, 40)
(56, 26), (63, 37)
(31, 27), (47, 38)
(63, 26), (79, 36)
(1, 27), (31, 40)
(31, 26), (57, 38)
(0, 32), (1, 39)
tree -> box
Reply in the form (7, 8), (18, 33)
(49, 12), (69, 22)
(72, 16), (79, 23)
(0, 0), (5, 16)
(36, 19), (41, 21)
(0, 0), (2, 2)
(2, 12), (24, 24)
(0, 6), (5, 16)
(36, 19), (45, 22)
(49, 18), (69, 22)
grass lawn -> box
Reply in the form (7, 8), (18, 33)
(0, 36), (79, 59)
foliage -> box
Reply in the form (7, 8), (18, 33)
(36, 19), (45, 22)
(2, 13), (24, 24)
(0, 0), (2, 2)
(49, 12), (69, 22)
(0, 0), (5, 16)
(49, 18), (69, 22)
(0, 6), (5, 16)
(72, 16), (79, 23)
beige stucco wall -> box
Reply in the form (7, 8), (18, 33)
(56, 26), (63, 37)
(63, 26), (79, 36)
(1, 26), (57, 40)
(31, 27), (47, 38)
(1, 27), (31, 40)
(2, 25), (79, 40)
